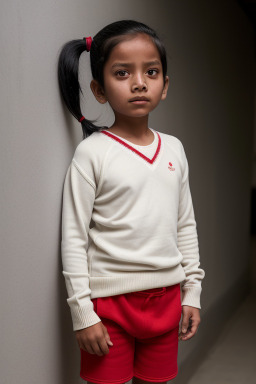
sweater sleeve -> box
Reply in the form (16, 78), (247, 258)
(61, 158), (102, 331)
(177, 142), (205, 309)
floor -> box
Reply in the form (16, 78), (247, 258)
(186, 235), (256, 384)
(186, 292), (256, 383)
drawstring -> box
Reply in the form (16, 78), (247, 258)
(141, 287), (166, 309)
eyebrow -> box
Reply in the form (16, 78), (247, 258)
(111, 60), (161, 69)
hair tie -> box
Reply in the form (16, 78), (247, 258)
(83, 36), (93, 52)
(79, 116), (85, 122)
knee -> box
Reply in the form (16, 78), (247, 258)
(133, 377), (167, 384)
(87, 382), (126, 384)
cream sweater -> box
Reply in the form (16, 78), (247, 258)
(61, 127), (205, 331)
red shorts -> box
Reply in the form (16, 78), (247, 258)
(80, 283), (182, 384)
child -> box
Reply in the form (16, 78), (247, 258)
(58, 19), (205, 384)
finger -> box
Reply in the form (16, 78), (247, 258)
(99, 337), (110, 355)
(181, 326), (195, 340)
(181, 313), (191, 334)
(76, 333), (89, 353)
(102, 325), (114, 346)
(178, 330), (184, 341)
(77, 338), (87, 352)
(83, 342), (95, 354)
(106, 337), (114, 346)
(106, 337), (113, 347)
(79, 343), (88, 353)
(91, 340), (104, 356)
(181, 320), (199, 341)
(190, 319), (199, 333)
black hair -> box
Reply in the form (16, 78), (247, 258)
(57, 19), (168, 139)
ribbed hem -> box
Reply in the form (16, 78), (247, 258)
(181, 285), (202, 309)
(70, 305), (102, 331)
(69, 267), (203, 330)
(89, 265), (186, 298)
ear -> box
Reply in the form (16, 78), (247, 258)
(161, 76), (169, 101)
(90, 79), (108, 104)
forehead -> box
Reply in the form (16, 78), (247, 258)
(106, 33), (161, 63)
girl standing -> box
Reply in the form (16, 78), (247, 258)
(58, 19), (205, 384)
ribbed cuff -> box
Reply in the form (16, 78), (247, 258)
(181, 285), (202, 309)
(70, 305), (102, 331)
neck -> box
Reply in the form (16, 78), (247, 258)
(109, 114), (150, 139)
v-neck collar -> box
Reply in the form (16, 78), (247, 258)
(101, 129), (161, 164)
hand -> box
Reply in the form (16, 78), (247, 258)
(179, 305), (201, 341)
(75, 321), (114, 356)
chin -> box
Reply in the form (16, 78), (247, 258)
(130, 113), (150, 118)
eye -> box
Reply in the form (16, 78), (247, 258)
(147, 69), (159, 76)
(115, 70), (129, 77)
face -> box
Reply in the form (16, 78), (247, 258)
(90, 33), (169, 119)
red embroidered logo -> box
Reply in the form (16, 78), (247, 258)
(168, 161), (175, 171)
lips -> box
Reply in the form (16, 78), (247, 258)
(129, 96), (149, 102)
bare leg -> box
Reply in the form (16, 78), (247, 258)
(133, 377), (167, 384)
(87, 382), (126, 384)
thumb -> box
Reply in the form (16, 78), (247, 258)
(102, 325), (113, 346)
(181, 313), (190, 333)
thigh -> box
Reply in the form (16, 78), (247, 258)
(133, 325), (179, 382)
(132, 284), (182, 382)
(80, 298), (135, 384)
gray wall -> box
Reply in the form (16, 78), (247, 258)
(0, 1), (254, 383)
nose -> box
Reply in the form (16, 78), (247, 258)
(131, 73), (148, 92)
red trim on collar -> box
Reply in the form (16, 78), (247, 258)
(101, 130), (161, 164)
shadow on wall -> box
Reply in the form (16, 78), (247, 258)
(58, 213), (81, 384)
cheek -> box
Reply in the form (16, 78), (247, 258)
(153, 84), (165, 100)
(106, 82), (128, 102)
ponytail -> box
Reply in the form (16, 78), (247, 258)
(57, 37), (103, 139)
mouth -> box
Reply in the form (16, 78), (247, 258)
(129, 96), (150, 105)
(129, 96), (150, 102)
